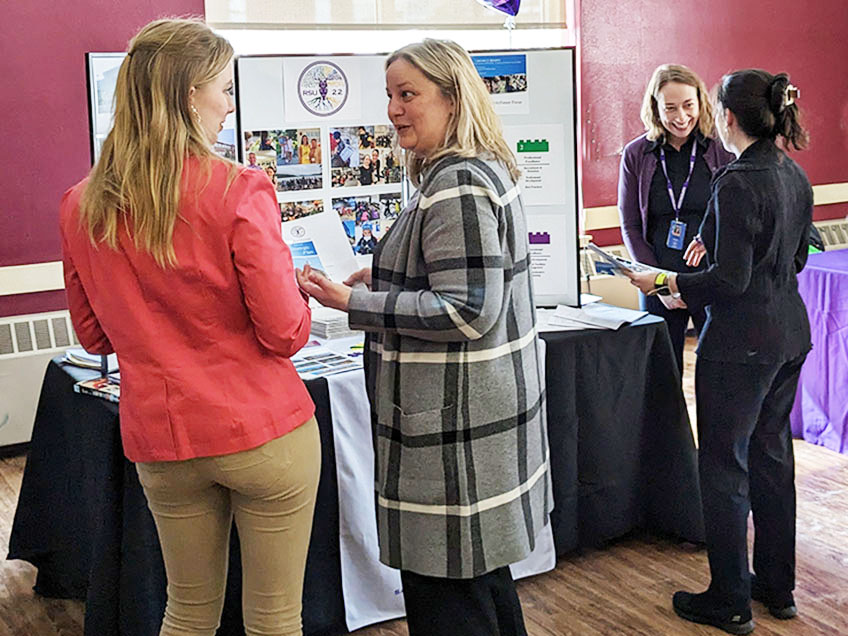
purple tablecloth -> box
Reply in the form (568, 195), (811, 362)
(791, 249), (848, 453)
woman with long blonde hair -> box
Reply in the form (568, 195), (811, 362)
(61, 18), (320, 636)
(298, 39), (547, 636)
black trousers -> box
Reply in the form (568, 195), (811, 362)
(400, 567), (527, 636)
(641, 292), (706, 375)
(695, 354), (806, 607)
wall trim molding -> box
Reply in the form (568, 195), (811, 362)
(0, 262), (64, 297)
(584, 181), (848, 231)
(4, 182), (848, 295)
(812, 182), (848, 206)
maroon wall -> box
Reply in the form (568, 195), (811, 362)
(0, 0), (203, 316)
(4, 2), (848, 314)
(579, 0), (848, 243)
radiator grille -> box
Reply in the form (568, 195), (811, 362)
(0, 324), (12, 355)
(815, 219), (848, 250)
(0, 311), (77, 358)
(33, 319), (52, 350)
(13, 323), (33, 352)
(52, 317), (71, 347)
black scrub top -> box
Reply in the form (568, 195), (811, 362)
(647, 134), (712, 272)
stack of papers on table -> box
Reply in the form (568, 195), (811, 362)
(547, 304), (648, 331)
(63, 348), (118, 372)
(291, 336), (364, 379)
(310, 307), (361, 339)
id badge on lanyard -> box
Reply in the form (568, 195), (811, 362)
(660, 140), (697, 250)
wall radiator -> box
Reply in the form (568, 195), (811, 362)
(0, 311), (76, 447)
(815, 218), (848, 250)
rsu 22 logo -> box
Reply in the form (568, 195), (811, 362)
(297, 61), (349, 116)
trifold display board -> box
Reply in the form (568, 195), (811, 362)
(236, 49), (579, 307)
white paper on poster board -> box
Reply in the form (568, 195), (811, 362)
(471, 53), (529, 115)
(283, 57), (363, 123)
(526, 214), (569, 299)
(503, 124), (567, 207)
(281, 212), (358, 283)
(237, 57), (285, 131)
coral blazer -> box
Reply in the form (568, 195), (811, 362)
(60, 157), (314, 462)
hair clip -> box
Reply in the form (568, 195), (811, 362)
(784, 84), (799, 108)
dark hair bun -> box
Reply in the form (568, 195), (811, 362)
(768, 74), (790, 115)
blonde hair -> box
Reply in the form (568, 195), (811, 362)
(640, 64), (714, 141)
(80, 18), (233, 267)
(385, 39), (520, 186)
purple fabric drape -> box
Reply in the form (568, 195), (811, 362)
(791, 249), (848, 453)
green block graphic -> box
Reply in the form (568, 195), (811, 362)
(517, 139), (549, 153)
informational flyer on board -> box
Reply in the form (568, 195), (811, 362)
(526, 214), (570, 299)
(471, 54), (530, 115)
(281, 212), (358, 283)
(503, 124), (568, 207)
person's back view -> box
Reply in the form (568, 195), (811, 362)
(61, 18), (320, 635)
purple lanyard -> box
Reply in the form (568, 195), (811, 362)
(659, 139), (697, 220)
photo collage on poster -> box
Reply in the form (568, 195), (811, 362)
(330, 125), (402, 188)
(242, 123), (403, 258)
(243, 129), (323, 193)
(281, 200), (324, 223)
(333, 193), (402, 255)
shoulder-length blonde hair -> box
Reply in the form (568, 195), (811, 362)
(80, 18), (233, 267)
(385, 39), (520, 186)
(641, 64), (714, 141)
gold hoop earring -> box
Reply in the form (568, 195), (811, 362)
(190, 104), (202, 125)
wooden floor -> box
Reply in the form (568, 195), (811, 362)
(2, 338), (847, 635)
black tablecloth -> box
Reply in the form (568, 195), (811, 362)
(542, 315), (704, 553)
(8, 315), (703, 635)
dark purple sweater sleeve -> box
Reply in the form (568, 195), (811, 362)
(617, 142), (659, 266)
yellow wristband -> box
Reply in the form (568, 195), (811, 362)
(654, 272), (668, 288)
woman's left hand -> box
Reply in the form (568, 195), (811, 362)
(295, 264), (352, 312)
(684, 237), (706, 267)
(623, 268), (663, 295)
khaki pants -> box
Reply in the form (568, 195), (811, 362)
(136, 417), (321, 636)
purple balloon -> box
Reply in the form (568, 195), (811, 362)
(476, 0), (521, 17)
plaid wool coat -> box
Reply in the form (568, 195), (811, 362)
(347, 155), (552, 578)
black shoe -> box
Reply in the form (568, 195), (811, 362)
(750, 574), (798, 619)
(672, 590), (754, 635)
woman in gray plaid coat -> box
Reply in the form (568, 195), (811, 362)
(298, 39), (550, 636)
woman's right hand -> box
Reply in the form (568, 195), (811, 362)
(343, 267), (372, 290)
(684, 237), (706, 267)
(296, 264), (352, 312)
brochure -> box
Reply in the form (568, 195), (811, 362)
(587, 243), (658, 275)
(74, 377), (120, 403)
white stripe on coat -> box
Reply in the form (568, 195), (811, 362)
(418, 183), (520, 211)
(376, 327), (537, 363)
(443, 300), (482, 340)
(378, 460), (548, 517)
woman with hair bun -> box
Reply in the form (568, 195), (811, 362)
(627, 69), (812, 634)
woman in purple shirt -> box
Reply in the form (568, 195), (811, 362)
(617, 64), (733, 372)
